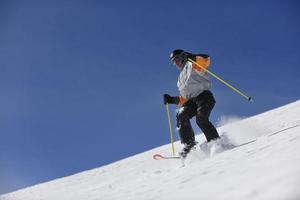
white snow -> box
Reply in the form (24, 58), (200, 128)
(1, 100), (300, 200)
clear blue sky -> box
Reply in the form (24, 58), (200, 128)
(0, 0), (299, 194)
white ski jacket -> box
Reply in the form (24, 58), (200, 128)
(177, 56), (211, 104)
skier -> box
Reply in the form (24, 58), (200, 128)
(163, 49), (220, 158)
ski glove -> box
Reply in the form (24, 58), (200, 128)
(163, 94), (179, 105)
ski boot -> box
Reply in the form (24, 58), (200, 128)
(179, 141), (198, 159)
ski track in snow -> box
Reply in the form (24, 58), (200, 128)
(1, 100), (300, 200)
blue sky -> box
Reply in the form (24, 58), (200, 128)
(0, 0), (299, 194)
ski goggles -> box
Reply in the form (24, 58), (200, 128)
(172, 56), (184, 65)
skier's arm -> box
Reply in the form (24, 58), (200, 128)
(191, 55), (211, 73)
(163, 94), (187, 106)
(163, 94), (179, 105)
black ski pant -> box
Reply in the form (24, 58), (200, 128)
(176, 90), (220, 145)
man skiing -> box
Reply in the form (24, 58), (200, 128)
(163, 49), (220, 158)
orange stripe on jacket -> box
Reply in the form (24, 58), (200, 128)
(192, 56), (211, 72)
(178, 96), (187, 106)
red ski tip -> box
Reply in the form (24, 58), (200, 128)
(153, 154), (164, 160)
(153, 154), (181, 160)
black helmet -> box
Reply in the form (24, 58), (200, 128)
(170, 49), (184, 61)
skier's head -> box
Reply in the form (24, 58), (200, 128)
(170, 49), (187, 70)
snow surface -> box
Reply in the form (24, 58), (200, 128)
(1, 100), (300, 200)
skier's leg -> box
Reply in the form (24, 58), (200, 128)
(195, 91), (220, 142)
(176, 101), (197, 145)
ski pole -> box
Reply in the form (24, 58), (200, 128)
(188, 58), (253, 102)
(166, 103), (176, 156)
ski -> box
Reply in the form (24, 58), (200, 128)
(153, 154), (181, 160)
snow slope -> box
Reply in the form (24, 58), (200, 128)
(1, 100), (300, 200)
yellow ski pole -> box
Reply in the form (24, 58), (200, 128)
(166, 103), (175, 156)
(188, 58), (253, 102)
